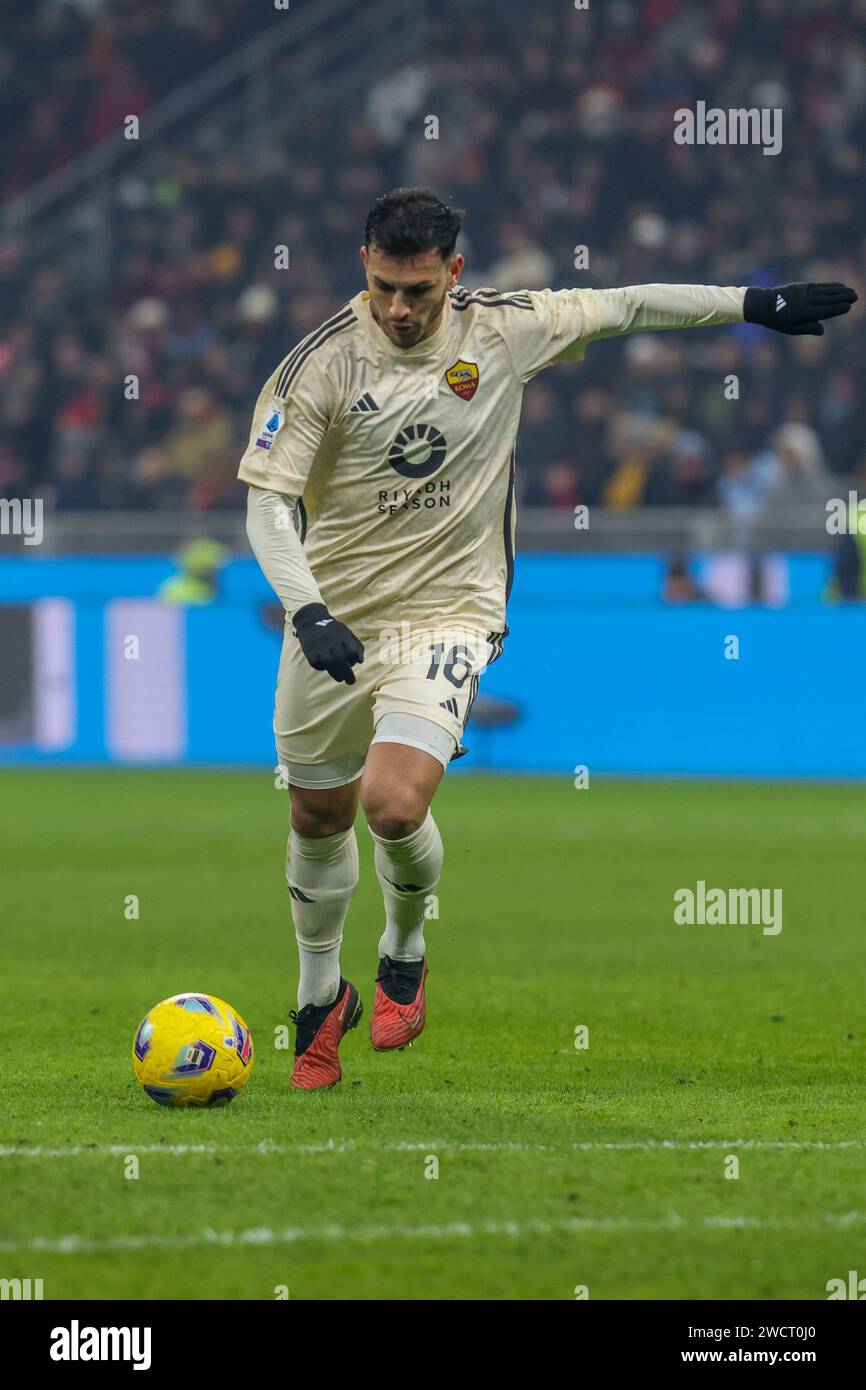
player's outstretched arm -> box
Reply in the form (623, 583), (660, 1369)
(498, 278), (857, 382)
(590, 281), (857, 340)
(245, 485), (364, 685)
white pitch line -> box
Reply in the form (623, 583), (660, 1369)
(2, 1210), (866, 1257)
(1, 1137), (865, 1160)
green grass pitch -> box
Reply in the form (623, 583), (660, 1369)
(0, 768), (862, 1300)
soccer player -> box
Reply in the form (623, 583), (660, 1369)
(239, 186), (856, 1090)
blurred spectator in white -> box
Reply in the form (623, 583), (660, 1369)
(766, 423), (831, 510)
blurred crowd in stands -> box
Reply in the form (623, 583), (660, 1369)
(0, 0), (864, 516)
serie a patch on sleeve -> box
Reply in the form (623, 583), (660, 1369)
(255, 408), (284, 450)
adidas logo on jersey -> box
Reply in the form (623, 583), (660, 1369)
(439, 698), (459, 716)
(775, 294), (787, 312)
(350, 392), (380, 413)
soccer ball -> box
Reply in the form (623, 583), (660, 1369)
(132, 992), (254, 1107)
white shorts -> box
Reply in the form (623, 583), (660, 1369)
(274, 623), (494, 787)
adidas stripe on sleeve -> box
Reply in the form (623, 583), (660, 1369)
(237, 307), (353, 494)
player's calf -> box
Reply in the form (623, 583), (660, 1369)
(368, 819), (436, 1050)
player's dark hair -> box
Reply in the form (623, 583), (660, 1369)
(364, 187), (464, 261)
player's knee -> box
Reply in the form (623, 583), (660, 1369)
(290, 794), (355, 839)
(363, 791), (428, 841)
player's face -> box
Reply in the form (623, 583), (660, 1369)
(360, 244), (464, 348)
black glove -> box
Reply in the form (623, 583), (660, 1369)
(293, 602), (364, 685)
(743, 282), (857, 336)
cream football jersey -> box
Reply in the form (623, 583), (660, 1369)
(238, 282), (744, 636)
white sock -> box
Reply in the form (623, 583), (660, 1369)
(286, 826), (358, 1008)
(369, 811), (443, 961)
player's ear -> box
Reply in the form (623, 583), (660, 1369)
(359, 245), (368, 270)
(448, 252), (464, 285)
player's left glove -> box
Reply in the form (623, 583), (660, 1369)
(293, 602), (365, 685)
(743, 282), (857, 336)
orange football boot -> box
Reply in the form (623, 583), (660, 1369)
(289, 978), (362, 1089)
(370, 955), (428, 1051)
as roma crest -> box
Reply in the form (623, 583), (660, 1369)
(445, 359), (479, 402)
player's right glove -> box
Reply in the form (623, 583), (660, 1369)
(293, 602), (365, 685)
(743, 282), (857, 336)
